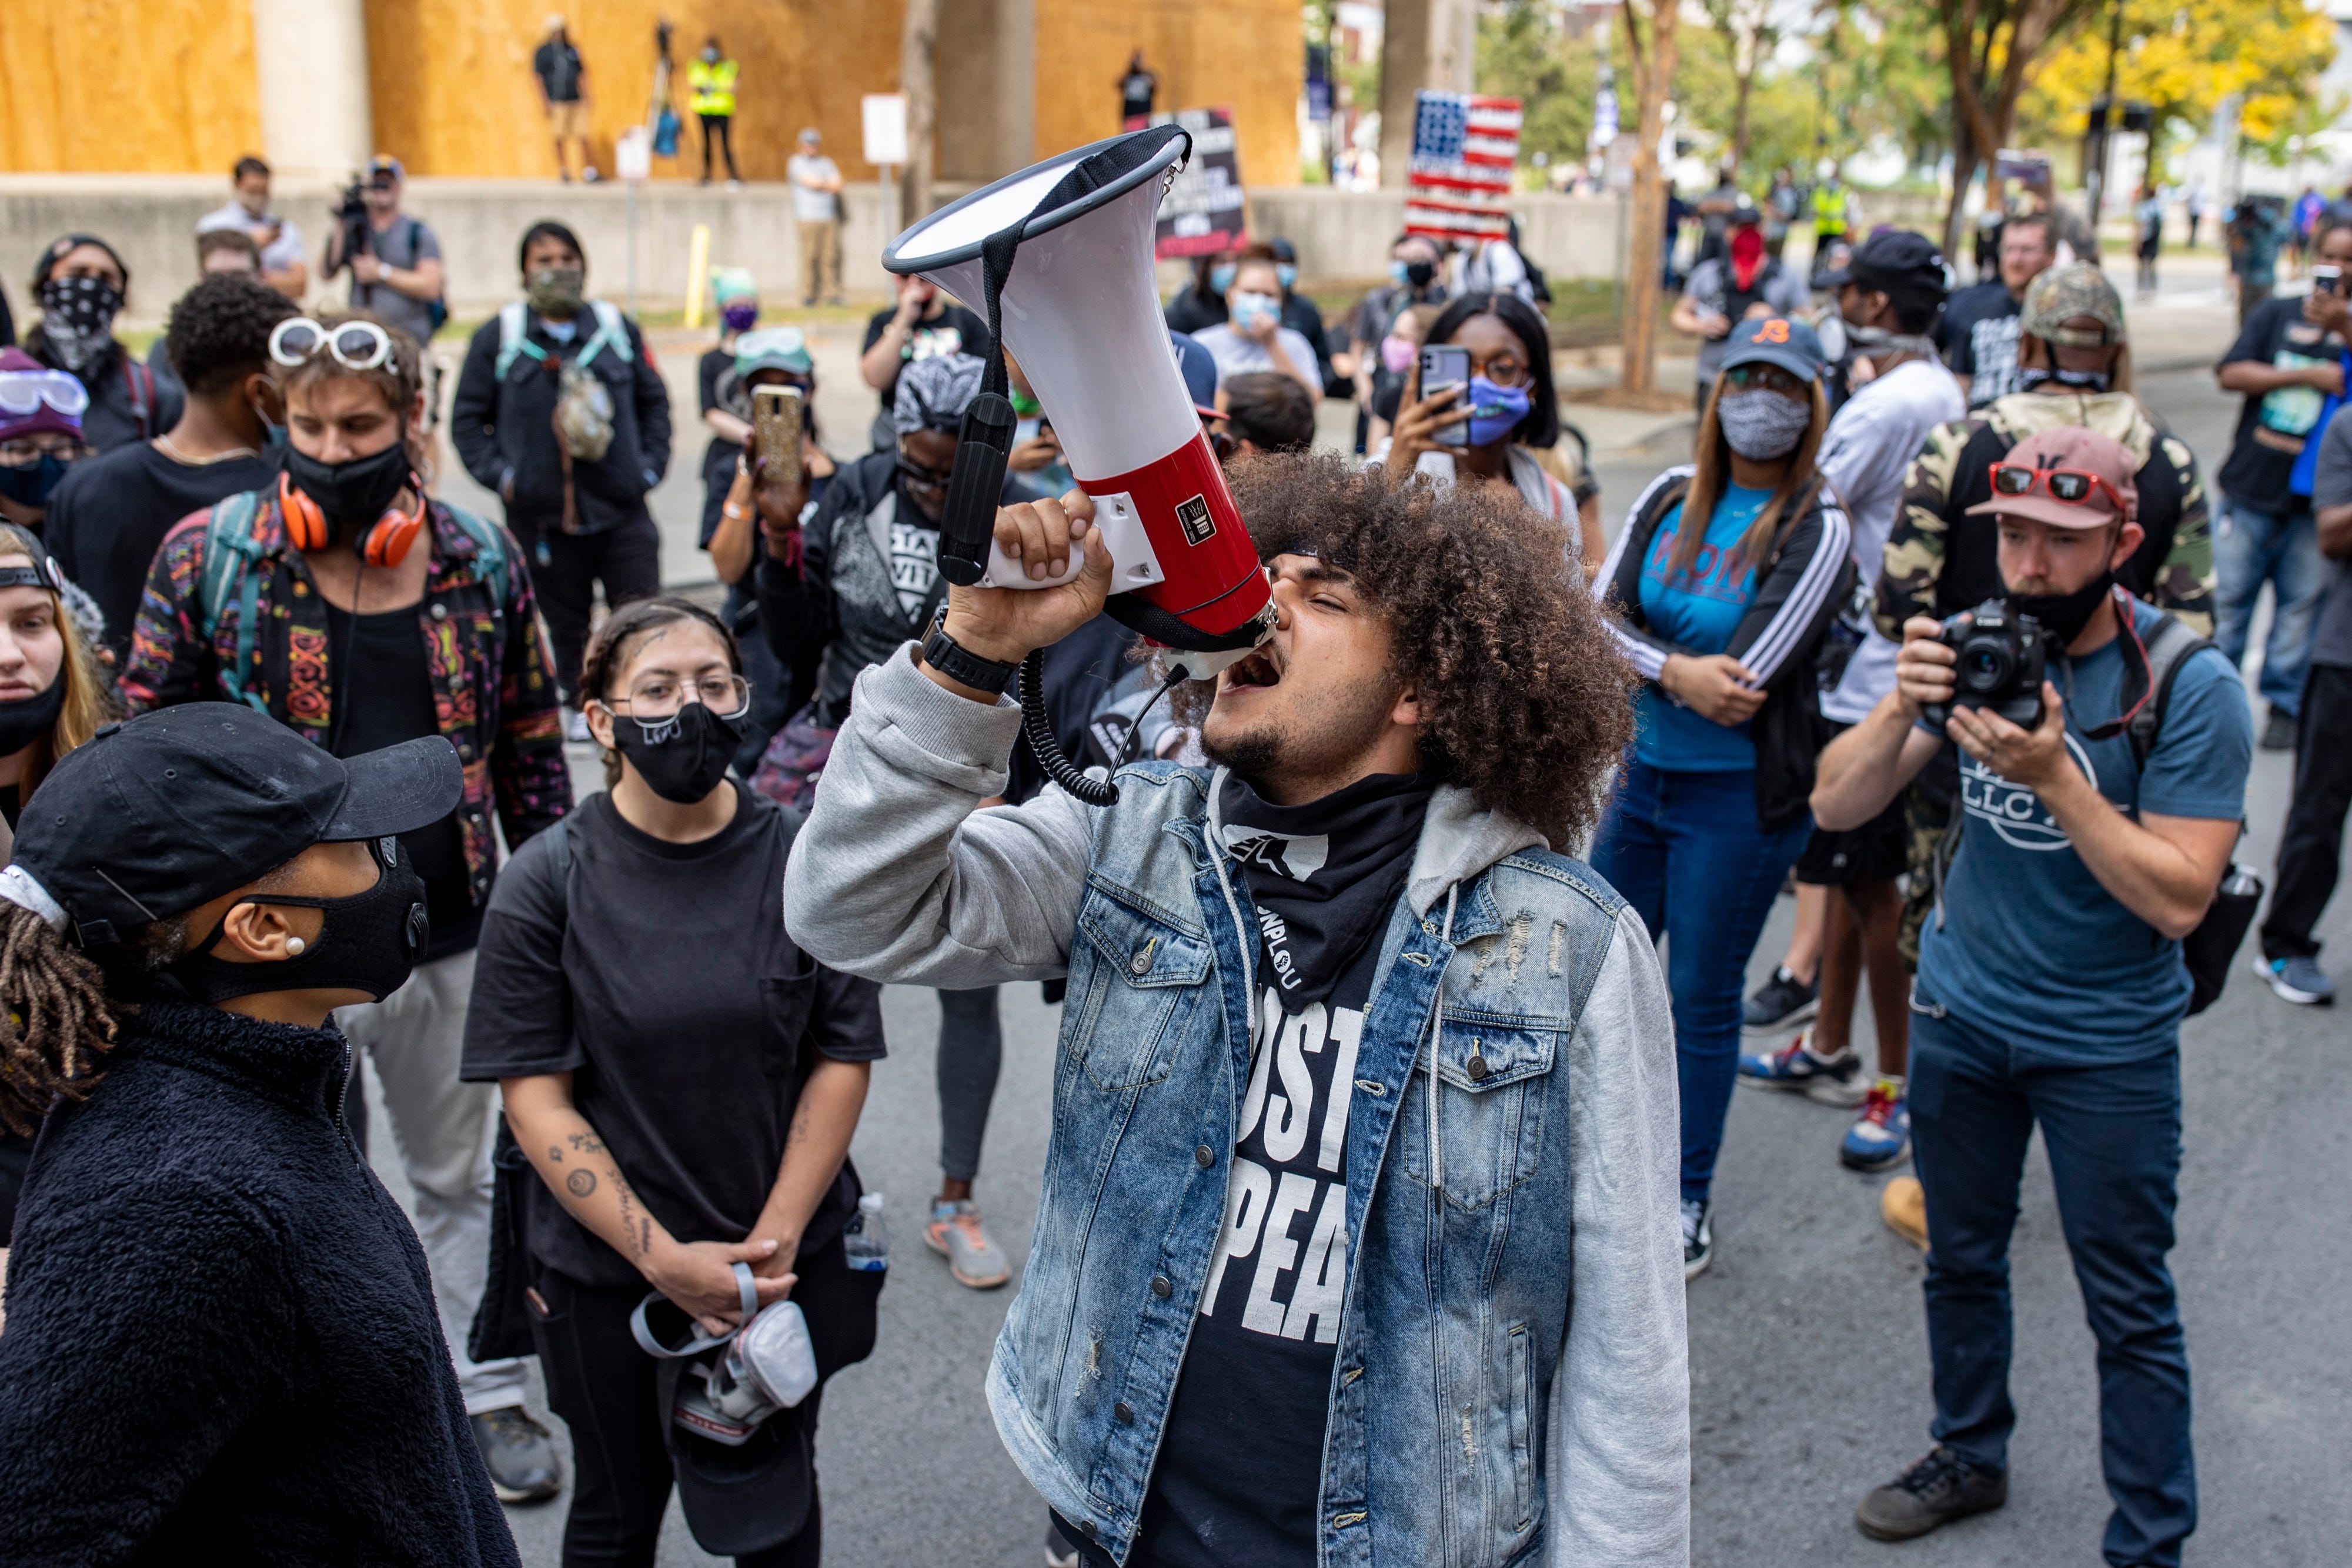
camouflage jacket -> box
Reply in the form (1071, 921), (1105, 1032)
(1876, 389), (2214, 639)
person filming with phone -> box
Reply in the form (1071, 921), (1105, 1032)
(1810, 426), (2251, 1563)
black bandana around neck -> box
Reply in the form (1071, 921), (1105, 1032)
(1217, 771), (1435, 1012)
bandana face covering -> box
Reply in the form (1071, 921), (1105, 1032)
(1730, 226), (1766, 289)
(35, 276), (123, 374)
(610, 699), (747, 804)
(527, 266), (587, 317)
(1718, 387), (1813, 460)
(0, 680), (65, 756)
(1465, 375), (1532, 446)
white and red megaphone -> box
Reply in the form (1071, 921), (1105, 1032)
(883, 126), (1275, 684)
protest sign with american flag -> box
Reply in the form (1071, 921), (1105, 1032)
(1405, 91), (1522, 243)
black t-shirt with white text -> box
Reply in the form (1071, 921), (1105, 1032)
(1939, 280), (2023, 408)
(1137, 773), (1432, 1568)
(2217, 293), (2341, 513)
(860, 303), (990, 423)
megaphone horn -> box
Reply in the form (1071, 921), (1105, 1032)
(886, 126), (1275, 650)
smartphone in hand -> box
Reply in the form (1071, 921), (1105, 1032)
(1419, 344), (1471, 447)
(751, 385), (804, 489)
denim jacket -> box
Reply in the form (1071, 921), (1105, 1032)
(786, 649), (1690, 1566)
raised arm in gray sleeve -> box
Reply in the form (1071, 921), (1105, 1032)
(2311, 403), (2352, 511)
(782, 643), (1098, 989)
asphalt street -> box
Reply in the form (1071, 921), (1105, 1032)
(369, 357), (2350, 1566)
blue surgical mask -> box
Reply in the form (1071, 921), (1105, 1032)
(1465, 377), (1533, 447)
(1275, 262), (1298, 290)
(0, 453), (71, 508)
(1209, 262), (1237, 295)
(1390, 259), (1411, 287)
(1231, 292), (1281, 330)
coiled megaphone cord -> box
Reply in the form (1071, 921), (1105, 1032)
(1021, 650), (1118, 806)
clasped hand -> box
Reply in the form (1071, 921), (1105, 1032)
(648, 1235), (799, 1338)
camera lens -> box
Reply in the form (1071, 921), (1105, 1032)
(1960, 637), (2012, 693)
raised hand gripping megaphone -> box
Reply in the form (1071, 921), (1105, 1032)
(884, 126), (1277, 804)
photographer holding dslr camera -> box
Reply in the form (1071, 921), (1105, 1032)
(1812, 426), (2250, 1566)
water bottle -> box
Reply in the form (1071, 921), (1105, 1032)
(843, 1192), (890, 1273)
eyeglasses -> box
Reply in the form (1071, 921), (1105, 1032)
(0, 438), (95, 467)
(1720, 363), (1809, 396)
(1987, 461), (2126, 513)
(1468, 353), (1529, 389)
(270, 316), (397, 373)
(0, 369), (91, 420)
(604, 673), (753, 721)
(895, 452), (955, 493)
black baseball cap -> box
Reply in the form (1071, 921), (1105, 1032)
(11, 703), (461, 947)
(1815, 229), (1950, 313)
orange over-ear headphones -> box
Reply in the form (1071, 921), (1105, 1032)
(279, 472), (426, 566)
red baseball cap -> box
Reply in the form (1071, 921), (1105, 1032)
(1965, 426), (2138, 530)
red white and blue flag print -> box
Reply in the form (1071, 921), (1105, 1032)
(1406, 91), (1522, 242)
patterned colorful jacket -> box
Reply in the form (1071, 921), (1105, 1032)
(121, 492), (572, 911)
(1877, 389), (2216, 640)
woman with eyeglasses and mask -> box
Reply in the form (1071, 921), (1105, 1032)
(753, 350), (1047, 1293)
(464, 596), (886, 1567)
(1589, 315), (1857, 1280)
(702, 326), (835, 774)
(1381, 291), (1606, 576)
(122, 307), (576, 1500)
(0, 523), (115, 1274)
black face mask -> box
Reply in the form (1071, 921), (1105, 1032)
(1404, 260), (1437, 289)
(610, 700), (747, 804)
(2010, 571), (2114, 647)
(283, 440), (412, 533)
(2017, 366), (2112, 394)
(0, 680), (65, 756)
(169, 837), (427, 1005)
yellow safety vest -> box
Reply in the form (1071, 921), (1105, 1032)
(689, 59), (737, 118)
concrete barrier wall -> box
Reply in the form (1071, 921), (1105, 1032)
(0, 174), (963, 327)
(0, 174), (1636, 330)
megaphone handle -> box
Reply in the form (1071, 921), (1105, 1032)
(937, 393), (1016, 587)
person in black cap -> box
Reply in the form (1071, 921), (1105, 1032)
(25, 233), (182, 454)
(1814, 228), (1950, 403)
(0, 705), (520, 1566)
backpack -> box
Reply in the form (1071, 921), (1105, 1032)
(495, 298), (630, 381)
(468, 802), (806, 1365)
(1930, 605), (2260, 1016)
(195, 489), (511, 712)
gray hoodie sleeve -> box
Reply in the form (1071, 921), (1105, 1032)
(781, 643), (1096, 988)
(1548, 904), (1692, 1566)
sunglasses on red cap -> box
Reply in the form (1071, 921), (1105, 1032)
(1986, 460), (2127, 513)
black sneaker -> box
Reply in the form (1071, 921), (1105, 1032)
(1742, 966), (1819, 1034)
(1854, 1446), (2007, 1540)
(2261, 707), (2297, 751)
(1681, 1196), (1713, 1281)
(472, 1406), (562, 1505)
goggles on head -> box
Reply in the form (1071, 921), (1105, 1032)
(0, 369), (91, 420)
(0, 561), (68, 594)
(270, 317), (397, 373)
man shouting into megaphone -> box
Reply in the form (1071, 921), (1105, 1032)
(786, 455), (1691, 1567)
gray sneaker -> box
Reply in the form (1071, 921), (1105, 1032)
(1854, 1446), (2006, 1540)
(2256, 950), (2336, 1005)
(926, 1198), (1011, 1288)
(472, 1406), (562, 1504)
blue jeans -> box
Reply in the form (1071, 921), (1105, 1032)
(1591, 761), (1812, 1202)
(1909, 1000), (2193, 1568)
(2214, 497), (2328, 715)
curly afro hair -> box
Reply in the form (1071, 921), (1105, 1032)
(1225, 454), (1635, 850)
(165, 272), (297, 397)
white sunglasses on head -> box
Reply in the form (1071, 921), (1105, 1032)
(269, 316), (397, 373)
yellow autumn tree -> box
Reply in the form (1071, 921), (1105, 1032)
(2017, 0), (2338, 179)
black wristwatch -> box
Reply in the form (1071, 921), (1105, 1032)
(921, 606), (1020, 697)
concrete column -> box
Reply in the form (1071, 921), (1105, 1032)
(1378, 0), (1479, 189)
(250, 0), (374, 180)
(937, 0), (1035, 183)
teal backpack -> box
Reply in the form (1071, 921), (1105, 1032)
(195, 489), (511, 712)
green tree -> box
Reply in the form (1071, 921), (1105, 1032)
(1476, 0), (1601, 182)
(1930, 0), (2103, 250)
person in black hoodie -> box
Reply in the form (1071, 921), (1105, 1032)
(452, 220), (673, 722)
(0, 704), (517, 1567)
(23, 234), (182, 454)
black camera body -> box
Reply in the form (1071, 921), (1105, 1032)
(1923, 599), (2046, 730)
(328, 176), (371, 280)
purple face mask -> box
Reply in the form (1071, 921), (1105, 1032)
(721, 302), (759, 333)
(1465, 376), (1532, 446)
